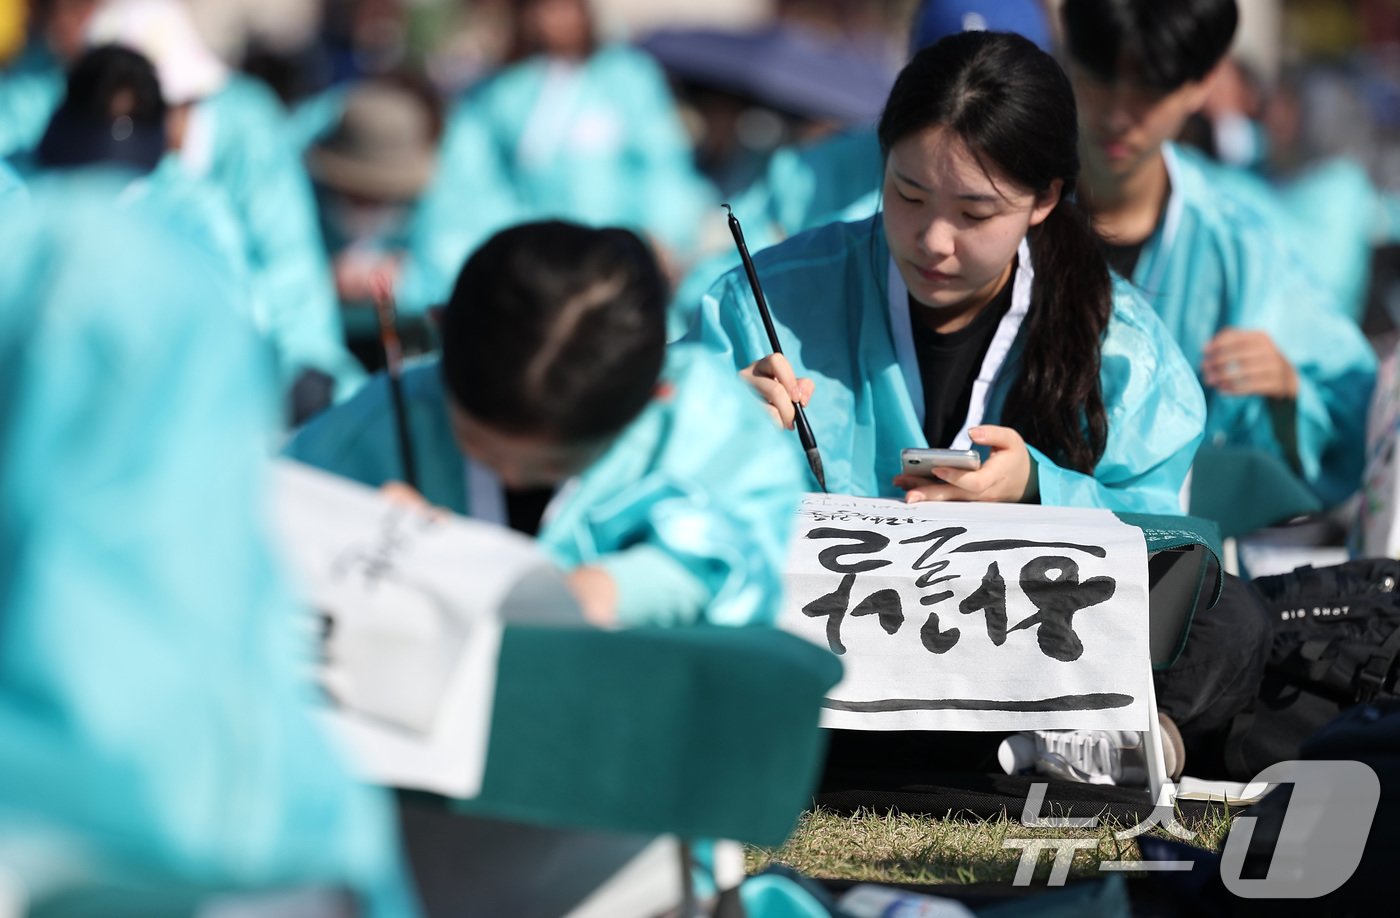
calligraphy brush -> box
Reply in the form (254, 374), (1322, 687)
(372, 272), (419, 491)
(723, 204), (827, 492)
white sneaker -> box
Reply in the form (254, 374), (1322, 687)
(998, 729), (1146, 785)
(997, 715), (1185, 785)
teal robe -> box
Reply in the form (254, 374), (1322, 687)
(1139, 145), (1377, 508)
(285, 344), (807, 628)
(671, 129), (882, 340)
(190, 75), (364, 399)
(0, 173), (415, 916)
(10, 155), (284, 385)
(0, 52), (365, 401)
(0, 45), (63, 161)
(456, 44), (716, 257)
(394, 100), (527, 315)
(684, 215), (1206, 514)
(0, 157), (23, 200)
(1212, 155), (1400, 324)
(726, 127), (883, 250)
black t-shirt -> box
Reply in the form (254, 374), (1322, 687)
(1099, 192), (1169, 280)
(910, 269), (1017, 449)
(504, 486), (556, 537)
(1101, 239), (1146, 279)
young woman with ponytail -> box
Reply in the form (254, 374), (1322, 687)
(687, 30), (1206, 514)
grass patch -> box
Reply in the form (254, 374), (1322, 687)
(747, 805), (1235, 886)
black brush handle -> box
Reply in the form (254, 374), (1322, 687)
(725, 205), (827, 492)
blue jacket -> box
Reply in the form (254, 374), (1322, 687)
(193, 76), (365, 399)
(0, 44), (63, 160)
(671, 129), (882, 340)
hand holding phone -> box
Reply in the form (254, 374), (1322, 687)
(900, 447), (982, 478)
(894, 427), (1032, 504)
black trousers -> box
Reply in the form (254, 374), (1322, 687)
(1152, 572), (1274, 775)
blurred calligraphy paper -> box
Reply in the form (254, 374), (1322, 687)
(782, 494), (1150, 732)
(269, 459), (583, 798)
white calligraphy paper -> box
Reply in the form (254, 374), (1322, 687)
(781, 494), (1150, 732)
(269, 460), (584, 798)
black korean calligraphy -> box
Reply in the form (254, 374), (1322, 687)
(1009, 555), (1116, 662)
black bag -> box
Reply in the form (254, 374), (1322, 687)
(1219, 700), (1400, 917)
(1222, 559), (1400, 779)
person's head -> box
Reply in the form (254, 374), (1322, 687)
(511, 0), (594, 61)
(878, 31), (1070, 315)
(439, 221), (667, 489)
(1061, 0), (1238, 181)
(33, 0), (100, 62)
(909, 0), (1051, 57)
(1261, 68), (1304, 167)
(84, 0), (229, 109)
(877, 30), (1110, 474)
(309, 75), (442, 243)
(36, 43), (166, 173)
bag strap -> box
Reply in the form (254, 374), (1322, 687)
(1298, 637), (1341, 682)
(1355, 624), (1400, 704)
(1223, 707), (1257, 781)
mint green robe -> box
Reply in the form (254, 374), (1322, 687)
(0, 173), (415, 916)
(1139, 145), (1376, 509)
(685, 215), (1206, 514)
(453, 44), (715, 257)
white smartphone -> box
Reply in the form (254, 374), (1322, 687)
(901, 447), (982, 477)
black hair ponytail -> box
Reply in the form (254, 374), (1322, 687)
(1007, 198), (1110, 474)
(878, 31), (1111, 473)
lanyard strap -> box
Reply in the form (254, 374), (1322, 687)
(886, 238), (1034, 448)
(1136, 145), (1185, 294)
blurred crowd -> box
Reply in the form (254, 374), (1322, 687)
(0, 0), (917, 422)
(8, 0), (1400, 385)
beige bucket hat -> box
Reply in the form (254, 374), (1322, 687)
(308, 81), (439, 202)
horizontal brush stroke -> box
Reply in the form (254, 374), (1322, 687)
(823, 693), (1133, 714)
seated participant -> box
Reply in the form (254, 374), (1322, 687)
(1192, 64), (1400, 325)
(1062, 0), (1377, 512)
(27, 44), (279, 396)
(32, 45), (245, 261)
(688, 31), (1205, 515)
(305, 75), (445, 361)
(0, 174), (414, 916)
(287, 221), (805, 628)
(667, 0), (1054, 340)
(442, 0), (715, 269)
(83, 0), (367, 417)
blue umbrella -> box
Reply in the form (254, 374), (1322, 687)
(639, 26), (895, 125)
